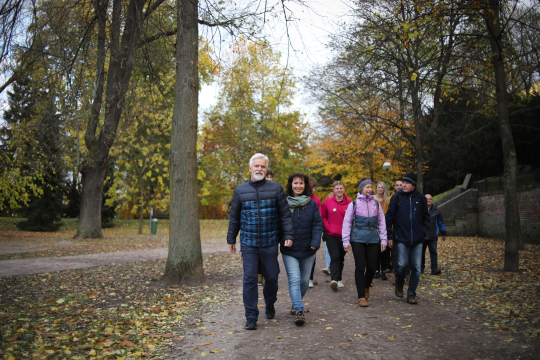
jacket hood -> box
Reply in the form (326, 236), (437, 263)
(356, 193), (374, 201)
(333, 194), (351, 203)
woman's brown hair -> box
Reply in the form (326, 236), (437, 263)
(286, 173), (312, 197)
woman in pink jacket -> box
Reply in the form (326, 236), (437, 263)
(342, 178), (387, 307)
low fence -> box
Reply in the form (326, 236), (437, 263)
(472, 170), (540, 193)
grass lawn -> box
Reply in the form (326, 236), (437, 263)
(0, 218), (230, 261)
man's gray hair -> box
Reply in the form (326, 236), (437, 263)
(249, 153), (269, 168)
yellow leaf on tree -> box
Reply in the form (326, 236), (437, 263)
(411, 73), (418, 81)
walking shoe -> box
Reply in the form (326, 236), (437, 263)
(257, 274), (263, 286)
(330, 280), (338, 291)
(322, 267), (331, 275)
(395, 284), (404, 298)
(407, 294), (417, 304)
(431, 269), (442, 275)
(381, 272), (388, 280)
(337, 281), (345, 288)
(358, 298), (369, 307)
(294, 311), (305, 325)
(309, 280), (314, 288)
(373, 270), (380, 279)
(245, 319), (257, 330)
(290, 305), (295, 315)
(265, 304), (275, 319)
(385, 268), (391, 274)
(364, 287), (370, 300)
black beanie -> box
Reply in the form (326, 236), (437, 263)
(403, 172), (417, 186)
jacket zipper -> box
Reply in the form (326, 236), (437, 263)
(255, 183), (261, 246)
(297, 209), (301, 258)
(409, 196), (413, 245)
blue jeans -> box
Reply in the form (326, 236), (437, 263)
(325, 242), (331, 268)
(395, 242), (423, 296)
(282, 254), (316, 312)
(422, 240), (438, 272)
(241, 244), (280, 320)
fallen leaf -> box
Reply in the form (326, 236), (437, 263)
(173, 337), (185, 342)
(198, 327), (207, 330)
(325, 327), (333, 330)
(201, 352), (207, 357)
(120, 340), (136, 347)
(227, 332), (233, 335)
(197, 342), (213, 346)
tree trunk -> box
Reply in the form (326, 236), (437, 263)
(75, 161), (108, 238)
(139, 175), (144, 234)
(161, 0), (205, 286)
(76, 0), (146, 239)
(411, 87), (424, 193)
(486, 0), (522, 271)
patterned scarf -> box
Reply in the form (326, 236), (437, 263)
(287, 195), (311, 214)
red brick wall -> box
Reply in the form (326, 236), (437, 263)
(478, 186), (540, 244)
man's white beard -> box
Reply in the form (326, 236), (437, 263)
(253, 172), (265, 181)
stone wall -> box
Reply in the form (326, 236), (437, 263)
(438, 189), (479, 225)
(477, 186), (540, 244)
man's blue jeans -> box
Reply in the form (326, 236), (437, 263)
(241, 244), (280, 320)
(395, 242), (423, 296)
(282, 254), (316, 312)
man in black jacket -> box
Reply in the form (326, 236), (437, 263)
(385, 172), (430, 304)
(422, 194), (447, 275)
(227, 153), (294, 330)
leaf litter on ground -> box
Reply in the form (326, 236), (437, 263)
(419, 236), (540, 339)
(0, 252), (242, 359)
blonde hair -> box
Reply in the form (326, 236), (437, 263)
(376, 181), (390, 201)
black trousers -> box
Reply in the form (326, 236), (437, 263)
(351, 242), (379, 299)
(325, 234), (345, 282)
(376, 245), (390, 272)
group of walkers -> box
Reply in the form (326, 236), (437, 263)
(226, 153), (447, 330)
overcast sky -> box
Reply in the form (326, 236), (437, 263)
(198, 0), (354, 123)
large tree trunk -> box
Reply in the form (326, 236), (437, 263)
(411, 88), (424, 193)
(139, 175), (144, 234)
(161, 0), (205, 286)
(76, 161), (108, 238)
(486, 0), (522, 271)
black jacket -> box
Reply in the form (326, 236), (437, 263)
(427, 204), (447, 240)
(385, 189), (430, 246)
(227, 179), (294, 247)
(280, 200), (323, 259)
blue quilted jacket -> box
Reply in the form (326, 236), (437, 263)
(280, 200), (323, 259)
(227, 179), (295, 247)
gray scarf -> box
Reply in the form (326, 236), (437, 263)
(287, 195), (311, 214)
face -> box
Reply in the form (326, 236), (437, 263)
(426, 194), (433, 206)
(394, 181), (403, 192)
(334, 185), (345, 197)
(376, 184), (384, 195)
(312, 186), (316, 196)
(292, 177), (305, 197)
(266, 175), (273, 181)
(362, 183), (373, 195)
(401, 181), (415, 192)
(249, 158), (267, 181)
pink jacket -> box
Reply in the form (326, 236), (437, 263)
(321, 194), (352, 237)
(342, 193), (387, 248)
(311, 195), (322, 217)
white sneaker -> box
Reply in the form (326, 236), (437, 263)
(322, 267), (331, 275)
(330, 280), (338, 291)
(337, 281), (345, 288)
(308, 280), (314, 288)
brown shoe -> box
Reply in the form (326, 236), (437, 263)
(358, 298), (369, 307)
(407, 294), (417, 304)
(365, 288), (370, 300)
(395, 284), (404, 298)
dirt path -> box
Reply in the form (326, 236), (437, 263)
(0, 243), (230, 277)
(169, 248), (536, 359)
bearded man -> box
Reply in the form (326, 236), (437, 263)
(227, 153), (295, 330)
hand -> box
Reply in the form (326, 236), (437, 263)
(311, 246), (317, 250)
(284, 239), (293, 247)
(228, 244), (236, 253)
(442, 236), (446, 241)
(344, 245), (351, 253)
(388, 240), (393, 248)
(381, 244), (386, 252)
